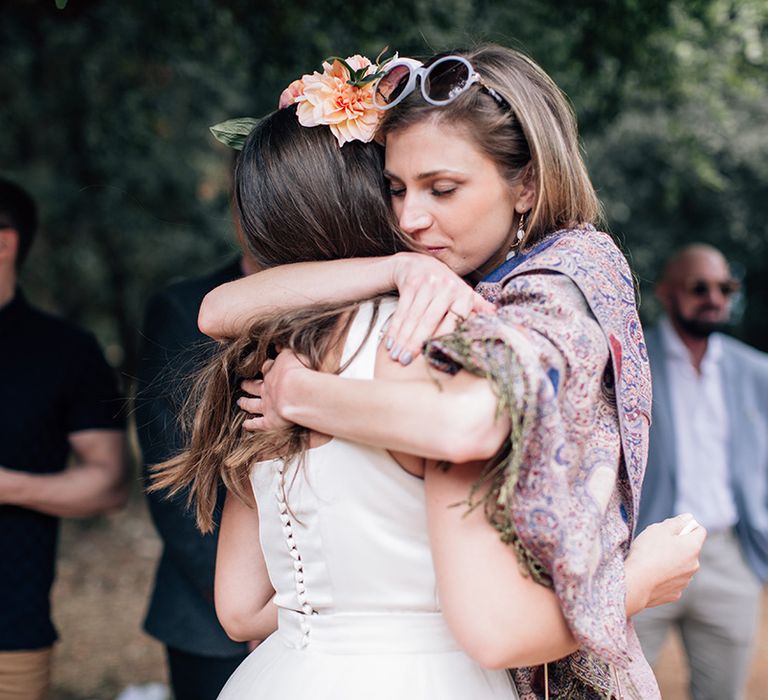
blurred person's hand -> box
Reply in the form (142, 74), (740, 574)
(625, 513), (706, 615)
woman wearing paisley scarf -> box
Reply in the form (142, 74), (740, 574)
(195, 46), (704, 699)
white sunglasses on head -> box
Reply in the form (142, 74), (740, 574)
(372, 55), (511, 112)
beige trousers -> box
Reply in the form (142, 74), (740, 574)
(634, 529), (762, 700)
(0, 648), (51, 700)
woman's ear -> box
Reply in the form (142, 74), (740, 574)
(513, 164), (536, 214)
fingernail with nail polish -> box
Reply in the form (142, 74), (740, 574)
(391, 346), (401, 361)
(385, 336), (394, 350)
(400, 351), (413, 366)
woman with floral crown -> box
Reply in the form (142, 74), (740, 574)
(158, 47), (704, 700)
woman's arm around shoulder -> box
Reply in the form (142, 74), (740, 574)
(199, 256), (397, 339)
(198, 251), (493, 341)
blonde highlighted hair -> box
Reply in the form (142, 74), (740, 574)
(379, 44), (603, 246)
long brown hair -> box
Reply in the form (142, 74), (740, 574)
(378, 44), (603, 247)
(151, 106), (411, 532)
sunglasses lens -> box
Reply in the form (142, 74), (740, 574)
(424, 59), (471, 103)
(374, 64), (413, 107)
(688, 280), (739, 297)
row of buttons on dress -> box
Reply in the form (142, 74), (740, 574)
(276, 462), (315, 648)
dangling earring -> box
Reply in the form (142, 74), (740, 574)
(516, 212), (526, 243)
(506, 212), (527, 261)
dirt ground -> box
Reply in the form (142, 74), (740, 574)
(50, 495), (768, 700)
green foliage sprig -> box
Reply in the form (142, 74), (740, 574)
(209, 117), (262, 151)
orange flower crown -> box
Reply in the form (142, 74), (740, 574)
(211, 51), (394, 150)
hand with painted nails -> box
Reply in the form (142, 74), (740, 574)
(385, 252), (497, 365)
(239, 351), (309, 432)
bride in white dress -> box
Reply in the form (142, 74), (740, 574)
(217, 298), (520, 699)
(154, 94), (703, 699)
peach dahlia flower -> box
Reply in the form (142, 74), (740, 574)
(293, 55), (382, 147)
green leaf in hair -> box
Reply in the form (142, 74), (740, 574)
(355, 74), (380, 86)
(209, 117), (262, 151)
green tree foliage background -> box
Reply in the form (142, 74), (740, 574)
(2, 0), (767, 376)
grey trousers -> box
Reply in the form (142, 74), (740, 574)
(633, 529), (763, 700)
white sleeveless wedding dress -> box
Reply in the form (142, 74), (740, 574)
(218, 300), (519, 699)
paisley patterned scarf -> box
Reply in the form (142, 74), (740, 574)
(427, 227), (657, 699)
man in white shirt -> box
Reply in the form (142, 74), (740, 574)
(635, 244), (768, 700)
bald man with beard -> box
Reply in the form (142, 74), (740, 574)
(635, 244), (768, 700)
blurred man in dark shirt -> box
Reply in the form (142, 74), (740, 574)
(136, 251), (259, 700)
(0, 177), (127, 699)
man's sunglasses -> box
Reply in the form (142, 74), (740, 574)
(372, 55), (511, 113)
(684, 278), (740, 298)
